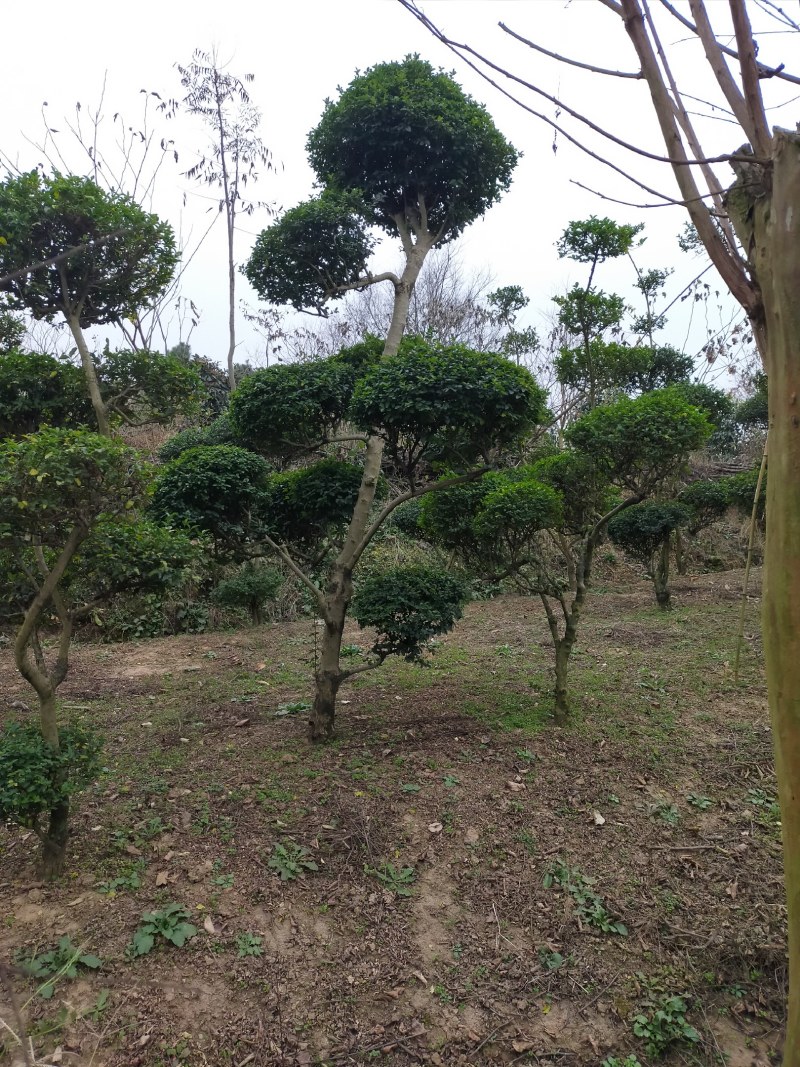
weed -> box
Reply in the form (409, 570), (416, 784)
(96, 861), (144, 896)
(236, 932), (263, 958)
(212, 873), (235, 888)
(367, 862), (416, 897)
(432, 983), (453, 1003)
(544, 860), (627, 936)
(128, 904), (198, 957)
(745, 787), (781, 824)
(340, 644), (363, 658)
(538, 948), (566, 971)
(275, 700), (312, 717)
(443, 774), (460, 788)
(21, 936), (102, 999)
(651, 801), (680, 826)
(632, 994), (700, 1057)
(401, 782), (421, 793)
(268, 841), (319, 881)
(515, 747), (537, 763)
(602, 1058), (643, 1067)
(686, 793), (712, 810)
(517, 830), (537, 855)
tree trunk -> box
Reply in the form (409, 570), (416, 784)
(226, 210), (236, 391)
(66, 314), (110, 437)
(754, 129), (800, 1067)
(652, 539), (672, 610)
(553, 633), (575, 724)
(306, 228), (433, 741)
(309, 591), (348, 742)
(674, 528), (687, 575)
(41, 798), (70, 880)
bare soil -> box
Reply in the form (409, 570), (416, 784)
(0, 568), (784, 1067)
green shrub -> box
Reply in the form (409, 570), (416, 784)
(388, 498), (424, 539)
(0, 722), (102, 830)
(722, 466), (766, 520)
(157, 414), (236, 463)
(608, 502), (690, 563)
(678, 479), (730, 534)
(266, 459), (364, 546)
(352, 565), (469, 663)
(211, 563), (283, 624)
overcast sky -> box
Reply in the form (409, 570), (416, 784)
(2, 1), (797, 380)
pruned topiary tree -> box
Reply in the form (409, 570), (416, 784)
(0, 427), (198, 876)
(234, 56), (522, 739)
(608, 501), (690, 610)
(0, 171), (179, 435)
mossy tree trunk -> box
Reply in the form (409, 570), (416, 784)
(651, 538), (672, 610)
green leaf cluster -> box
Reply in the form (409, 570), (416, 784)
(556, 217), (643, 263)
(678, 479), (731, 534)
(158, 414), (236, 463)
(97, 348), (204, 426)
(607, 502), (690, 563)
(306, 55), (519, 240)
(0, 170), (178, 326)
(211, 562), (283, 624)
(21, 935), (102, 999)
(564, 388), (711, 494)
(266, 459), (364, 546)
(128, 904), (198, 957)
(555, 341), (693, 396)
(152, 445), (273, 556)
(352, 564), (469, 663)
(0, 721), (102, 829)
(0, 350), (92, 437)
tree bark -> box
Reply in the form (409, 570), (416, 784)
(652, 539), (672, 610)
(553, 627), (576, 723)
(754, 128), (800, 1067)
(41, 798), (70, 880)
(66, 314), (110, 437)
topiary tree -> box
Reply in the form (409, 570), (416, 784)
(157, 413), (236, 463)
(228, 336), (546, 739)
(151, 445), (273, 561)
(608, 501), (690, 610)
(0, 428), (198, 876)
(237, 56), (521, 740)
(0, 171), (179, 436)
(211, 562), (283, 625)
(422, 389), (710, 719)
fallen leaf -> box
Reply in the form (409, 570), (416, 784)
(428, 822), (443, 834)
(512, 1040), (535, 1054)
(203, 916), (216, 934)
(156, 871), (169, 887)
(234, 718), (250, 728)
(592, 811), (606, 826)
(507, 781), (526, 793)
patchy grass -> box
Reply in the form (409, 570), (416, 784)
(0, 569), (784, 1066)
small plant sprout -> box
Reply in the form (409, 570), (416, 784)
(544, 860), (627, 935)
(686, 793), (712, 811)
(236, 932), (263, 958)
(367, 862), (416, 897)
(268, 842), (319, 880)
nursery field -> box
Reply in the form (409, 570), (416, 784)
(0, 568), (784, 1067)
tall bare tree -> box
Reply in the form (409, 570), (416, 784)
(399, 1), (800, 1059)
(177, 49), (273, 389)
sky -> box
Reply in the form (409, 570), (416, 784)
(2, 0), (797, 381)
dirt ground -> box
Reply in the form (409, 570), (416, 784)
(0, 567), (784, 1067)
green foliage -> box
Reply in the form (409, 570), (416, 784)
(0, 170), (178, 326)
(722, 466), (766, 519)
(557, 217), (643, 263)
(670, 381), (734, 430)
(565, 389), (711, 494)
(244, 191), (375, 313)
(128, 904), (198, 957)
(229, 358), (355, 456)
(602, 1057), (643, 1067)
(97, 348), (205, 426)
(266, 459), (364, 547)
(678, 479), (730, 534)
(0, 307), (25, 350)
(211, 562), (283, 623)
(471, 478), (563, 558)
(152, 445), (272, 556)
(607, 502), (690, 564)
(366, 862), (416, 896)
(0, 721), (102, 829)
(352, 565), (468, 663)
(0, 428), (149, 547)
(236, 932), (263, 958)
(96, 861), (144, 896)
(350, 337), (547, 470)
(544, 860), (627, 935)
(158, 414), (236, 463)
(555, 342), (693, 396)
(268, 842), (319, 880)
(21, 936), (102, 999)
(554, 285), (625, 336)
(388, 498), (424, 538)
(632, 995), (700, 1057)
(736, 372), (768, 428)
(529, 452), (617, 534)
(306, 55), (518, 240)
(0, 350), (92, 436)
